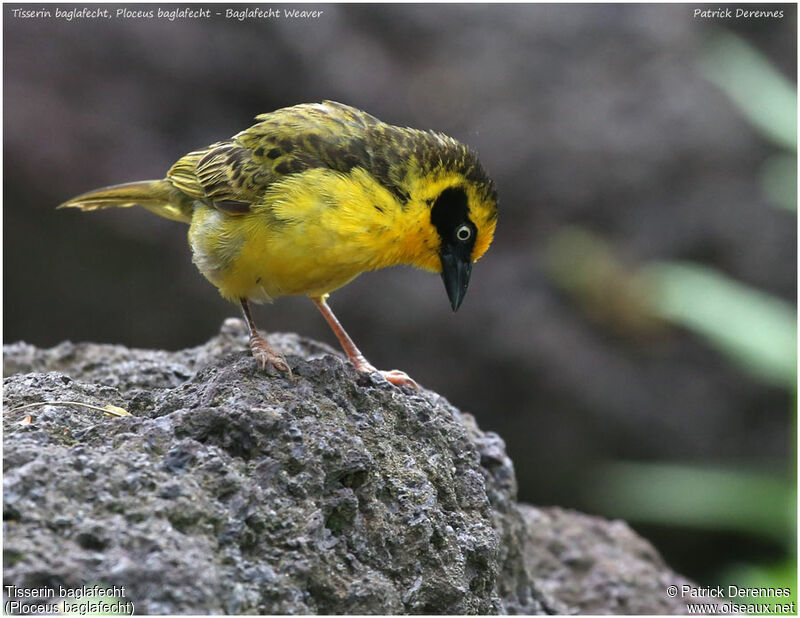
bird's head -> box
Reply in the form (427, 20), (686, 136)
(391, 132), (498, 311)
(428, 182), (497, 311)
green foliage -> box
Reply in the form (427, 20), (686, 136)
(761, 154), (797, 212)
(701, 30), (797, 215)
(588, 462), (795, 546)
(547, 27), (798, 604)
(589, 462), (796, 614)
(700, 30), (796, 151)
(641, 261), (797, 389)
(722, 560), (798, 614)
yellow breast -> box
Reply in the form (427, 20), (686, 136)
(187, 168), (440, 303)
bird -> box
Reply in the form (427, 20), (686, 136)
(58, 101), (498, 389)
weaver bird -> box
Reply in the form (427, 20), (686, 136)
(59, 101), (498, 388)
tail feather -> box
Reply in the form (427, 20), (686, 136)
(58, 180), (193, 223)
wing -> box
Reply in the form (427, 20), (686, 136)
(166, 101), (382, 214)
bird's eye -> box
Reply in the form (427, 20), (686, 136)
(455, 225), (472, 242)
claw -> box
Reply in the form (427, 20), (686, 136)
(311, 296), (420, 390)
(240, 298), (292, 377)
(249, 335), (292, 376)
(379, 369), (419, 390)
(354, 361), (419, 390)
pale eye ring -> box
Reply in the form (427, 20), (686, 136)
(456, 225), (472, 242)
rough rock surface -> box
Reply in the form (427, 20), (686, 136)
(4, 320), (701, 614)
(519, 505), (712, 615)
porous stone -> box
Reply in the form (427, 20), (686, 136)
(3, 319), (706, 614)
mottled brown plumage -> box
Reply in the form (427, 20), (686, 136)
(162, 100), (495, 217)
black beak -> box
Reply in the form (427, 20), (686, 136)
(440, 250), (472, 312)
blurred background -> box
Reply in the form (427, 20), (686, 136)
(4, 3), (796, 597)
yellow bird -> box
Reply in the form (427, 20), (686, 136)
(59, 101), (498, 388)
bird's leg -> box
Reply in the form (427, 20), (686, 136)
(311, 296), (419, 389)
(240, 298), (291, 374)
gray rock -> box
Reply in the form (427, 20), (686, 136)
(4, 320), (704, 614)
(519, 505), (717, 614)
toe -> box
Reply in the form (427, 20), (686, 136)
(351, 361), (419, 389)
(249, 344), (290, 375)
(272, 357), (291, 374)
(381, 370), (419, 390)
(250, 349), (267, 367)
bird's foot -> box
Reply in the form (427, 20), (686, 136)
(309, 297), (418, 390)
(249, 333), (292, 376)
(379, 369), (419, 390)
(354, 360), (419, 390)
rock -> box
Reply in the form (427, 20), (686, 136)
(519, 505), (712, 614)
(5, 8), (795, 576)
(3, 320), (704, 614)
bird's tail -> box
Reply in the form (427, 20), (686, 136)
(57, 179), (193, 223)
